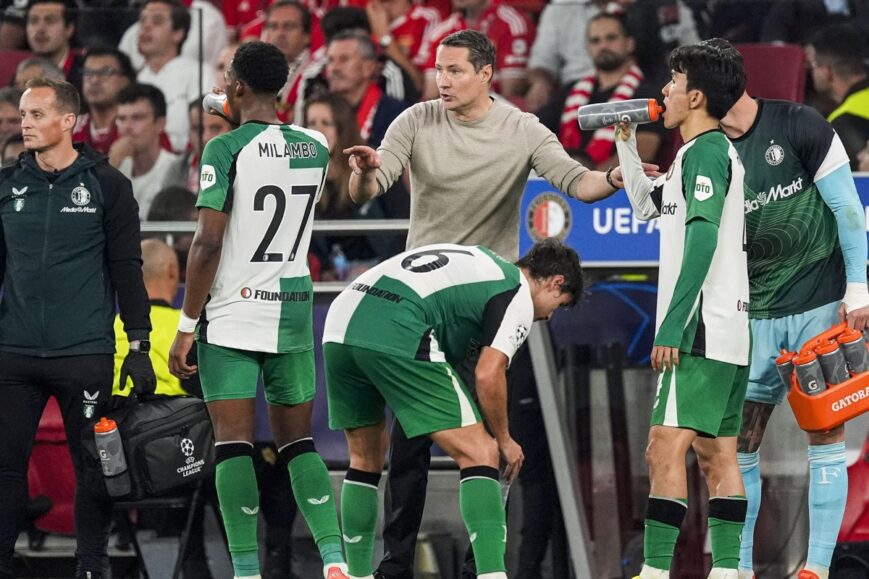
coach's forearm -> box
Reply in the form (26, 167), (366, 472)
(572, 170), (617, 203)
(349, 171), (380, 205)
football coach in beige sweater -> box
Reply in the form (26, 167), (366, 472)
(346, 29), (652, 262)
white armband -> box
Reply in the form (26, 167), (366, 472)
(843, 282), (869, 314)
(178, 311), (198, 333)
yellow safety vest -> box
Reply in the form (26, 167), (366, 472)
(828, 85), (869, 124)
(113, 302), (188, 397)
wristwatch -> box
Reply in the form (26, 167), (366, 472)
(379, 33), (393, 49)
(129, 340), (151, 354)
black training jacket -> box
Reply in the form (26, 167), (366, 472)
(0, 144), (150, 357)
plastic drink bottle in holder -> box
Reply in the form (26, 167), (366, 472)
(816, 340), (849, 385)
(793, 350), (827, 396)
(838, 328), (869, 374)
(94, 417), (131, 497)
(775, 350), (796, 388)
(203, 93), (232, 124)
(330, 244), (349, 281)
(577, 98), (663, 130)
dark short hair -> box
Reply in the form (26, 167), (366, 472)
(27, 0), (76, 27)
(515, 238), (584, 308)
(587, 12), (633, 39)
(0, 87), (22, 108)
(320, 7), (369, 42)
(141, 0), (191, 51)
(17, 57), (64, 81)
(329, 29), (376, 61)
(83, 46), (137, 84)
(810, 22), (867, 79)
(668, 38), (745, 120)
(266, 0), (312, 35)
(231, 41), (290, 95)
(147, 186), (197, 221)
(25, 77), (80, 115)
(118, 83), (167, 119)
(440, 30), (496, 73)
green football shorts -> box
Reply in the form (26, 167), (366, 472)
(198, 342), (315, 405)
(650, 352), (749, 437)
(323, 342), (481, 437)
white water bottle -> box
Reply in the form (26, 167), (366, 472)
(94, 417), (131, 497)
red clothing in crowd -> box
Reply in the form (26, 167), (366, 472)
(72, 114), (119, 155)
(420, 0), (534, 92)
(391, 3), (441, 66)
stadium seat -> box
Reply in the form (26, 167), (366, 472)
(0, 50), (32, 87)
(734, 43), (807, 102)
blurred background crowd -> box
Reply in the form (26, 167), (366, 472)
(2, 0), (869, 279)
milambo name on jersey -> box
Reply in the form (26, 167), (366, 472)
(258, 141), (319, 159)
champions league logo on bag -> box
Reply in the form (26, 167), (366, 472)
(526, 193), (572, 243)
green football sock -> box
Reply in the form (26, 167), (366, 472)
(341, 469), (381, 576)
(459, 467), (507, 574)
(215, 447), (260, 577)
(708, 496), (747, 569)
(644, 496), (687, 571)
(284, 446), (343, 565)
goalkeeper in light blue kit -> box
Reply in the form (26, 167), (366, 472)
(714, 38), (869, 579)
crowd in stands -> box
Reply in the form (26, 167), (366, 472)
(1, 0), (869, 279)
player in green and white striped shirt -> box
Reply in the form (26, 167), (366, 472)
(323, 239), (583, 579)
(169, 42), (348, 579)
(616, 40), (749, 579)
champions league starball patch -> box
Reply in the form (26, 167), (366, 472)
(526, 193), (572, 242)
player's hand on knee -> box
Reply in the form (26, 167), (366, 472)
(499, 437), (524, 483)
(651, 345), (679, 372)
(343, 145), (381, 174)
(169, 331), (198, 380)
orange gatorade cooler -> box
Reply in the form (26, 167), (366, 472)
(788, 323), (869, 432)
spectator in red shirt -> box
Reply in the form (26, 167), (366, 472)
(264, 0), (319, 123)
(419, 0), (534, 100)
(73, 48), (136, 155)
(366, 0), (441, 92)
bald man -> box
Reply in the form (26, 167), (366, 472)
(113, 239), (194, 397)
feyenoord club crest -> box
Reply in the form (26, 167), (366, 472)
(71, 184), (91, 206)
(526, 193), (572, 242)
(765, 141), (785, 166)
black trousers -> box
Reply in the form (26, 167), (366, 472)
(0, 351), (114, 577)
(377, 347), (556, 579)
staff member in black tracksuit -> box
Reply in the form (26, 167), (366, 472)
(0, 77), (155, 579)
